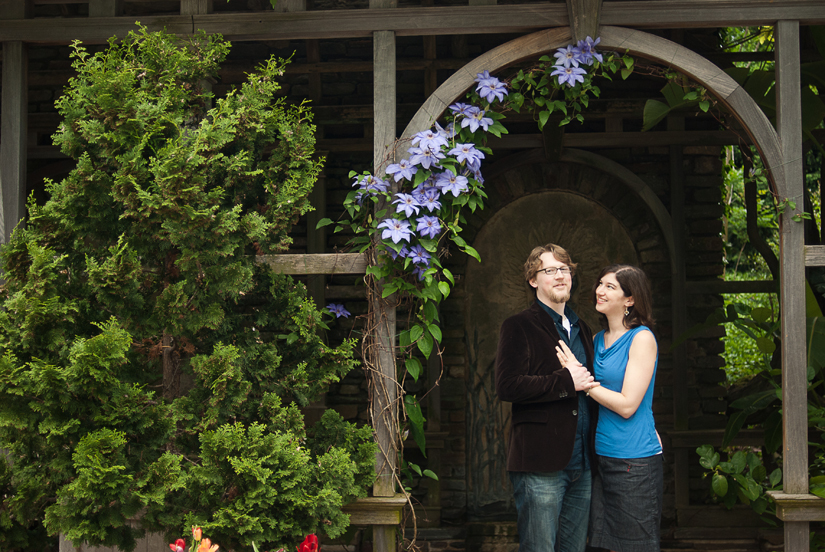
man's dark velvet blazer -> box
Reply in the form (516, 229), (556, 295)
(495, 301), (597, 473)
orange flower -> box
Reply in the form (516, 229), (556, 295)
(197, 538), (219, 552)
(192, 527), (202, 541)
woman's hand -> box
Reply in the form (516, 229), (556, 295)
(556, 340), (600, 392)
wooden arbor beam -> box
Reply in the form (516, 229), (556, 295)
(567, 0), (603, 43)
(3, 2), (825, 43)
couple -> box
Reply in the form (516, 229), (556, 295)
(495, 243), (662, 552)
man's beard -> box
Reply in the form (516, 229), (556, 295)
(548, 287), (571, 304)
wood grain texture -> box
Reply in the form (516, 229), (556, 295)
(181, 0), (212, 15)
(768, 492), (825, 522)
(1, 41), (27, 243)
(805, 245), (825, 266)
(4, 2), (825, 43)
(342, 494), (408, 525)
(257, 253), (367, 275)
(567, 0), (603, 42)
(371, 29), (399, 504)
(776, 21), (808, 501)
(89, 0), (122, 17)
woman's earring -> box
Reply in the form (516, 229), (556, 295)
(624, 307), (630, 317)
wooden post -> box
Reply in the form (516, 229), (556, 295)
(181, 0), (212, 15)
(776, 19), (808, 552)
(371, 0), (398, 547)
(669, 116), (690, 508)
(566, 0), (603, 43)
(89, 0), (122, 17)
(0, 0), (29, 243)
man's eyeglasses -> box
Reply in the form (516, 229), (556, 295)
(537, 267), (573, 277)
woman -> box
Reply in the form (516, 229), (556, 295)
(556, 264), (662, 552)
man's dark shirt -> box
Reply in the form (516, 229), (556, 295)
(538, 301), (591, 471)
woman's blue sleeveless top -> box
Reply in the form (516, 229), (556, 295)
(594, 325), (662, 458)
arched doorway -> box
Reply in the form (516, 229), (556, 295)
(462, 156), (667, 517)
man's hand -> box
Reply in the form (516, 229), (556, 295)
(556, 340), (599, 392)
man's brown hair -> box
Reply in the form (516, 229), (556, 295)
(523, 244), (577, 295)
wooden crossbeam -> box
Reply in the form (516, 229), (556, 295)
(257, 253), (367, 275)
(2, 2), (825, 43)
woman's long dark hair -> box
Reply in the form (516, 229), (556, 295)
(592, 264), (655, 330)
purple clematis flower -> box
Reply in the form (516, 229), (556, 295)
(449, 102), (476, 117)
(460, 109), (494, 133)
(435, 121), (457, 140)
(408, 146), (446, 170)
(327, 303), (351, 318)
(416, 187), (443, 212)
(387, 244), (410, 260)
(416, 215), (442, 239)
(551, 64), (587, 87)
(448, 143), (486, 167)
(411, 265), (427, 281)
(408, 244), (431, 266)
(576, 36), (603, 65)
(378, 218), (413, 244)
(553, 45), (583, 68)
(475, 74), (509, 104)
(353, 174), (390, 193)
(392, 192), (421, 217)
(386, 158), (418, 182)
(435, 171), (470, 197)
(412, 128), (449, 152)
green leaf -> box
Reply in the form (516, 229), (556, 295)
(442, 268), (455, 285)
(428, 324), (442, 343)
(538, 110), (551, 130)
(463, 244), (482, 263)
(755, 336), (776, 355)
(698, 100), (710, 112)
(438, 281), (451, 299)
(315, 218), (334, 230)
(382, 283), (398, 298)
(400, 329), (412, 347)
(642, 99), (671, 131)
(730, 451), (747, 474)
(769, 468), (782, 487)
(764, 411), (783, 454)
(696, 444), (715, 459)
(404, 395), (427, 455)
(423, 301), (439, 324)
(422, 469), (439, 480)
(722, 410), (748, 447)
(712, 473), (729, 497)
(406, 357), (423, 382)
(410, 324), (424, 343)
(621, 68), (633, 80)
(751, 307), (772, 323)
(418, 332), (434, 359)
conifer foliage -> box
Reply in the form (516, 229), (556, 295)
(0, 27), (374, 552)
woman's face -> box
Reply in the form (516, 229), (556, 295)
(594, 272), (633, 316)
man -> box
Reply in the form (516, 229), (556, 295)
(495, 243), (598, 552)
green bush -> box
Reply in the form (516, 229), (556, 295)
(0, 27), (374, 552)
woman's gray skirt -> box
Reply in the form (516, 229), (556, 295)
(589, 454), (664, 552)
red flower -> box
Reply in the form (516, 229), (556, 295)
(169, 538), (186, 552)
(297, 534), (318, 552)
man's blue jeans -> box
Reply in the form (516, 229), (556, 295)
(509, 469), (591, 552)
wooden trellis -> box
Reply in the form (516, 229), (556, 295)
(4, 1), (825, 551)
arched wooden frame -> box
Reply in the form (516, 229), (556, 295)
(401, 25), (788, 200)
